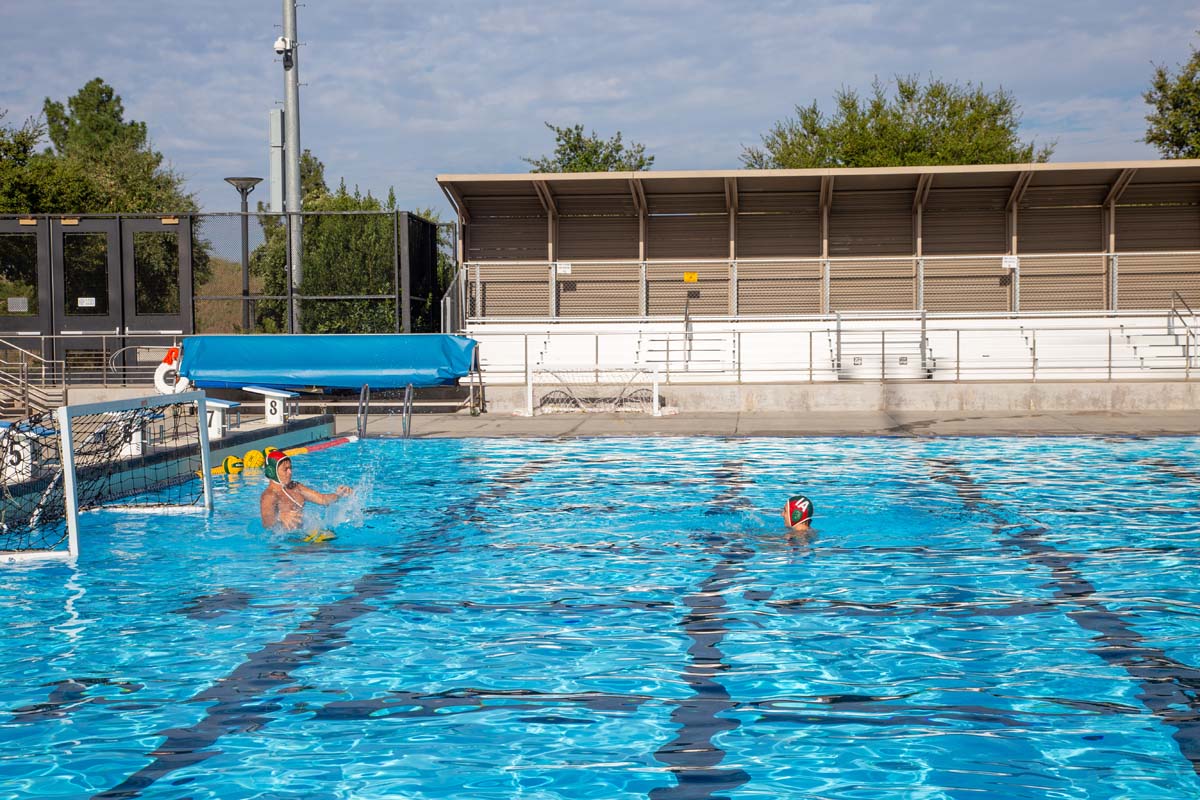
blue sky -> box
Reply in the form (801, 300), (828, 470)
(1, 1), (1197, 217)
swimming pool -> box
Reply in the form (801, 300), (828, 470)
(3, 435), (1200, 798)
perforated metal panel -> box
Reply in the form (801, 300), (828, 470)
(556, 262), (642, 317)
(1019, 255), (1106, 310)
(922, 257), (1010, 312)
(1116, 253), (1200, 309)
(646, 262), (729, 315)
(736, 261), (822, 314)
(473, 262), (550, 317)
(828, 259), (916, 311)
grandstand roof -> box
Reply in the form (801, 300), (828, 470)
(438, 160), (1200, 218)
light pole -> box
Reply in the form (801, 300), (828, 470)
(277, 0), (303, 332)
(225, 176), (263, 332)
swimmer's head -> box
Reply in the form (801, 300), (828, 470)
(264, 450), (291, 483)
(783, 494), (814, 529)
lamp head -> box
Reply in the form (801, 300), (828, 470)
(224, 177), (263, 197)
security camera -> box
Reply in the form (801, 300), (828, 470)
(273, 36), (290, 55)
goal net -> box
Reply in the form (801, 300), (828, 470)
(1, 392), (213, 560)
(525, 366), (662, 416)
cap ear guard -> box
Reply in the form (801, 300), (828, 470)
(265, 450), (291, 483)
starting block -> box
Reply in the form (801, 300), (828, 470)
(242, 386), (299, 426)
(1, 420), (54, 483)
(203, 397), (241, 441)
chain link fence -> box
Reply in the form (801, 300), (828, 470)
(193, 211), (441, 334)
(460, 251), (1200, 320)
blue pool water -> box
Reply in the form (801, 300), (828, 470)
(4, 435), (1200, 799)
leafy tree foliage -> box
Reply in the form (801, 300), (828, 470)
(39, 77), (196, 213)
(1144, 40), (1200, 158)
(299, 148), (328, 200)
(2, 79), (206, 317)
(525, 123), (654, 172)
(742, 76), (1053, 169)
(0, 111), (102, 213)
(250, 153), (445, 334)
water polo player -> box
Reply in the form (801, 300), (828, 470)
(259, 450), (354, 531)
(782, 494), (815, 532)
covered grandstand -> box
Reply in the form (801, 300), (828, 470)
(438, 160), (1200, 411)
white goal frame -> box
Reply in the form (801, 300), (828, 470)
(45, 391), (213, 560)
(524, 364), (662, 417)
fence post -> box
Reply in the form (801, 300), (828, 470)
(729, 260), (738, 316)
(736, 330), (742, 383)
(652, 367), (661, 417)
(240, 208), (252, 332)
(1107, 329), (1113, 381)
(1111, 254), (1119, 311)
(956, 329), (960, 382)
(916, 257), (924, 311)
(396, 211), (410, 333)
(1031, 329), (1037, 381)
(474, 263), (482, 320)
(524, 333), (533, 416)
(880, 330), (886, 381)
(822, 260), (831, 314)
(808, 330), (813, 383)
(665, 335), (671, 382)
(285, 214), (296, 333)
(835, 312), (842, 372)
(920, 310), (927, 373)
(549, 262), (557, 318)
(640, 261), (648, 316)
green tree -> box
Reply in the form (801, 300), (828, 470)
(0, 110), (102, 213)
(1144, 38), (1200, 158)
(525, 122), (654, 172)
(299, 148), (328, 200)
(251, 151), (412, 334)
(742, 76), (1053, 169)
(41, 78), (196, 214)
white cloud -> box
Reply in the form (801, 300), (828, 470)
(1, 0), (1196, 214)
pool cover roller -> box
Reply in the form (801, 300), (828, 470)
(177, 334), (477, 391)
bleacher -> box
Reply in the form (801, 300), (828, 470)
(470, 312), (1198, 386)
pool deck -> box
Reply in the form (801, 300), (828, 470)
(338, 410), (1200, 438)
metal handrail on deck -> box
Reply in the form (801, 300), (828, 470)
(473, 316), (1200, 385)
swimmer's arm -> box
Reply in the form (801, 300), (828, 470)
(295, 482), (353, 505)
(260, 490), (279, 527)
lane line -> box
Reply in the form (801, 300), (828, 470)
(928, 456), (1200, 775)
(650, 461), (754, 800)
(94, 459), (556, 799)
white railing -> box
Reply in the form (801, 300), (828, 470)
(469, 313), (1199, 385)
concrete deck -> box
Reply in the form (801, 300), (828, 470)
(339, 410), (1200, 438)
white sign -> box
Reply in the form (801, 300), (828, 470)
(77, 297), (96, 308)
(6, 297), (28, 313)
(1002, 256), (1020, 272)
(555, 262), (572, 275)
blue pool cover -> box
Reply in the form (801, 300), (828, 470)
(177, 334), (477, 390)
